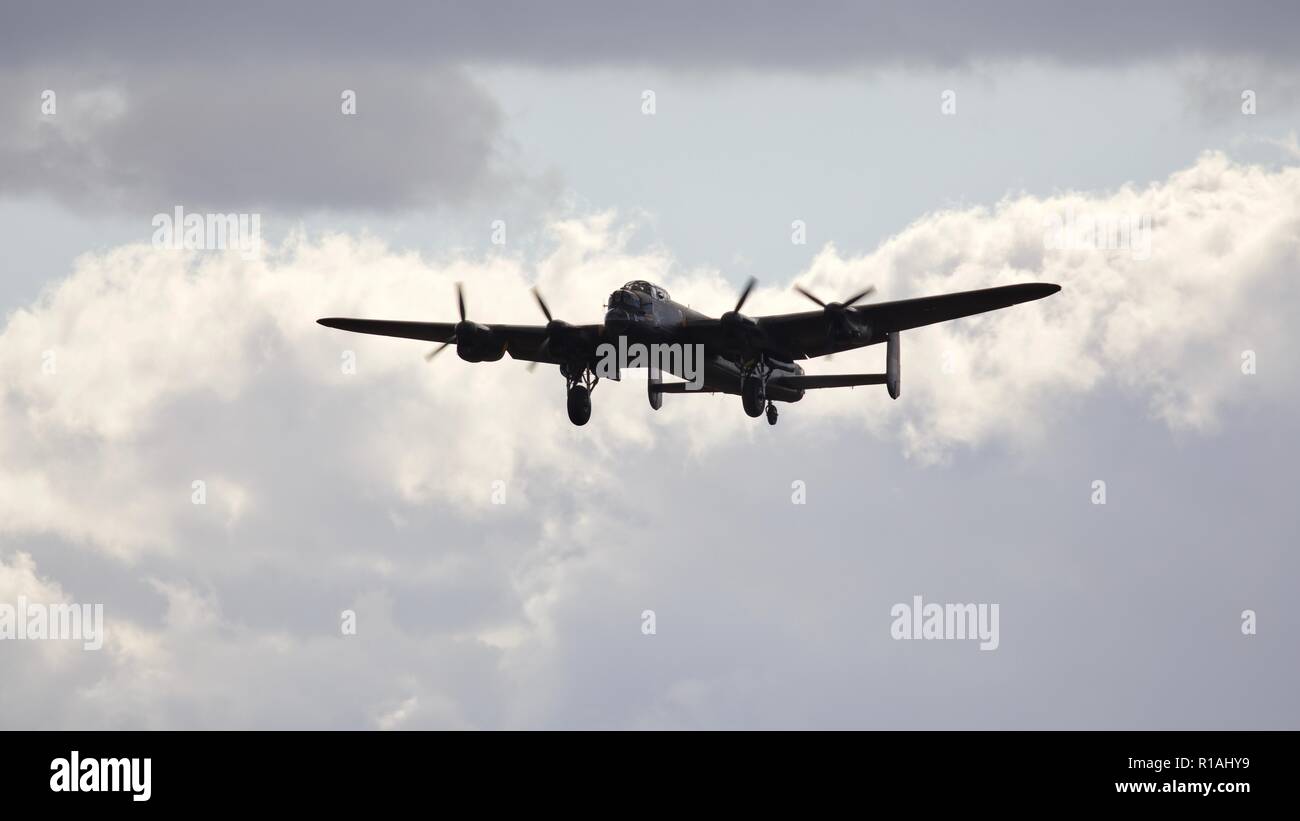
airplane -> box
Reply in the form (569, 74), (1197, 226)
(317, 277), (1060, 426)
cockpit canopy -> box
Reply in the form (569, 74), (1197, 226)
(622, 280), (669, 301)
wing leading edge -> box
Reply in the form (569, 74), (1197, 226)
(674, 281), (1059, 359)
(853, 282), (1061, 336)
(316, 317), (457, 343)
(315, 317), (605, 365)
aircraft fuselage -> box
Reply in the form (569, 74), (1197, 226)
(603, 281), (805, 397)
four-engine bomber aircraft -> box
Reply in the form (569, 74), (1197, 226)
(318, 277), (1060, 426)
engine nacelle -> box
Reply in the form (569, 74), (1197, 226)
(456, 322), (506, 362)
(886, 331), (900, 399)
(830, 309), (870, 341)
(720, 310), (764, 344)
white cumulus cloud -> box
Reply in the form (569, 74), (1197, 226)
(1, 152), (1297, 727)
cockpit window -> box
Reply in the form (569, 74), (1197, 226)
(622, 280), (669, 301)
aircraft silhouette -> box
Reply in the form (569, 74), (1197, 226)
(318, 278), (1060, 426)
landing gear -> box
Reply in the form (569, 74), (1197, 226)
(741, 355), (775, 418)
(742, 358), (782, 425)
(567, 385), (591, 426)
(563, 362), (598, 426)
(741, 374), (766, 418)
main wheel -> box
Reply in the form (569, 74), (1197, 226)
(567, 384), (592, 426)
(741, 376), (765, 418)
(766, 402), (778, 426)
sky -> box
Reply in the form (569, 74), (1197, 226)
(0, 1), (1297, 729)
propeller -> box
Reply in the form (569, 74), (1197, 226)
(718, 276), (765, 349)
(733, 276), (757, 313)
(424, 281), (467, 362)
(526, 285), (575, 372)
(531, 286), (553, 322)
(794, 282), (876, 340)
(794, 283), (875, 310)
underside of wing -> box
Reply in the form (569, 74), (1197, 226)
(501, 324), (605, 364)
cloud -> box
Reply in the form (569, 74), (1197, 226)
(2, 1), (1298, 70)
(7, 4), (1295, 217)
(1179, 57), (1300, 124)
(1, 152), (1298, 727)
(795, 151), (1300, 459)
(4, 152), (1298, 548)
(0, 65), (532, 213)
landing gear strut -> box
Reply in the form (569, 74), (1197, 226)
(741, 358), (780, 425)
(563, 363), (598, 426)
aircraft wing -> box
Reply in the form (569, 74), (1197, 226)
(315, 318), (604, 364)
(317, 318), (458, 343)
(674, 282), (1059, 360)
(817, 281), (1058, 338)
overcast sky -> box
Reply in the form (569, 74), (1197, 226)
(0, 1), (1297, 729)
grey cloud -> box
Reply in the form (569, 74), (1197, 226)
(0, 65), (525, 212)
(1179, 58), (1300, 125)
(5, 393), (1297, 729)
(1, 1), (1297, 70)
(4, 1), (1294, 215)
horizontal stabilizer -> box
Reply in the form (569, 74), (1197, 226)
(772, 373), (887, 390)
(650, 382), (724, 394)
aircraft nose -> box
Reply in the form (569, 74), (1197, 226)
(606, 290), (640, 329)
(605, 307), (633, 333)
